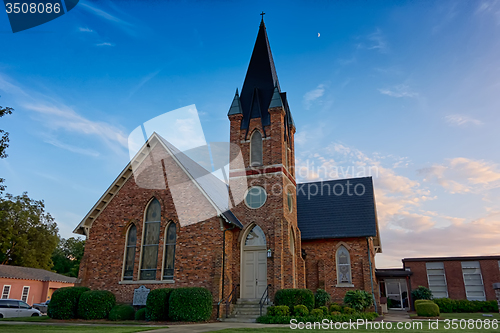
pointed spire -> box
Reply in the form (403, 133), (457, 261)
(227, 89), (242, 116)
(269, 85), (284, 109)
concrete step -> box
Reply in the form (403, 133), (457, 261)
(222, 317), (257, 323)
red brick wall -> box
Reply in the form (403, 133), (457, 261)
(404, 259), (500, 301)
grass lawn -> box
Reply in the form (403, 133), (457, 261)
(0, 325), (162, 333)
(440, 313), (500, 320)
(210, 320), (500, 332)
(0, 316), (165, 325)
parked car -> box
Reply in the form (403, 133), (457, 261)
(32, 300), (50, 313)
(0, 299), (41, 318)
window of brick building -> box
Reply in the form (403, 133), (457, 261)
(336, 246), (352, 285)
(426, 262), (448, 298)
(1, 285), (10, 299)
(21, 287), (30, 302)
(123, 224), (137, 280)
(250, 130), (263, 166)
(461, 261), (486, 301)
(245, 186), (267, 209)
(162, 222), (177, 280)
(140, 198), (161, 280)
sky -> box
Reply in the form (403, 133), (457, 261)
(1, 0), (500, 268)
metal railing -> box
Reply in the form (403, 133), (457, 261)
(217, 283), (239, 319)
(259, 284), (272, 316)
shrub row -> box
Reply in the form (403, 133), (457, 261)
(48, 287), (117, 320)
(257, 312), (379, 324)
(109, 304), (135, 321)
(433, 298), (498, 313)
(274, 289), (315, 313)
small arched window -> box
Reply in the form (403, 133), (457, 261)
(250, 130), (263, 166)
(140, 198), (161, 280)
(123, 224), (137, 280)
(163, 222), (177, 280)
(244, 225), (266, 247)
(336, 245), (352, 284)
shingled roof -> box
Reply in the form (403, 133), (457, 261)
(0, 265), (77, 283)
(297, 177), (381, 251)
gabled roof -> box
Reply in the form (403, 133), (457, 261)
(73, 133), (242, 235)
(297, 177), (382, 252)
(0, 265), (77, 283)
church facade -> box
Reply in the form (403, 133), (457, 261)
(74, 19), (382, 317)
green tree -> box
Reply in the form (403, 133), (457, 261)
(0, 104), (13, 193)
(52, 237), (85, 277)
(0, 192), (59, 269)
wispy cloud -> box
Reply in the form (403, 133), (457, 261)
(476, 0), (500, 24)
(127, 69), (162, 100)
(303, 84), (325, 110)
(96, 42), (115, 47)
(0, 73), (128, 155)
(378, 84), (418, 98)
(80, 2), (136, 36)
(79, 27), (93, 33)
(444, 114), (482, 126)
(418, 157), (500, 194)
(367, 28), (388, 53)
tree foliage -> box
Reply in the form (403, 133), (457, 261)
(52, 237), (85, 277)
(0, 192), (59, 269)
(0, 104), (13, 193)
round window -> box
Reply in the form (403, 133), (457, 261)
(287, 191), (293, 212)
(245, 186), (267, 209)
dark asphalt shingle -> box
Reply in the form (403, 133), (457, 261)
(0, 265), (77, 283)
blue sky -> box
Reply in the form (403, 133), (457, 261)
(1, 0), (500, 267)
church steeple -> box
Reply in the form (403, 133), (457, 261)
(236, 18), (280, 131)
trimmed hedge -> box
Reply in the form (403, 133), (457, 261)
(314, 289), (331, 308)
(414, 299), (433, 307)
(146, 288), (174, 321)
(47, 286), (90, 319)
(342, 306), (356, 314)
(135, 308), (147, 321)
(169, 287), (212, 322)
(416, 301), (440, 317)
(274, 289), (315, 312)
(310, 309), (323, 317)
(294, 305), (309, 316)
(267, 305), (290, 316)
(433, 298), (498, 313)
(329, 304), (342, 313)
(109, 304), (135, 321)
(318, 306), (329, 316)
(257, 312), (379, 324)
(77, 290), (116, 320)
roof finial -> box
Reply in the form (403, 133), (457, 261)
(260, 11), (265, 23)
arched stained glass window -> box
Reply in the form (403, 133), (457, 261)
(123, 224), (137, 280)
(250, 130), (263, 166)
(140, 198), (161, 280)
(163, 222), (177, 280)
(245, 225), (266, 247)
(336, 246), (352, 284)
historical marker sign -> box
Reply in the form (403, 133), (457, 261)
(133, 285), (150, 306)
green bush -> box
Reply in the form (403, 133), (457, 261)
(411, 286), (433, 302)
(329, 304), (342, 313)
(274, 289), (315, 312)
(146, 288), (174, 321)
(342, 306), (356, 314)
(135, 308), (147, 321)
(267, 305), (290, 317)
(77, 290), (116, 320)
(414, 299), (433, 307)
(433, 298), (499, 313)
(314, 289), (331, 308)
(294, 305), (309, 316)
(416, 301), (440, 317)
(47, 286), (90, 319)
(257, 312), (379, 324)
(169, 287), (212, 322)
(318, 306), (329, 316)
(343, 290), (373, 312)
(109, 304), (135, 321)
(331, 311), (341, 315)
(310, 309), (323, 317)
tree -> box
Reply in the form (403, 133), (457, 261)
(0, 192), (59, 270)
(0, 104), (13, 193)
(52, 237), (85, 277)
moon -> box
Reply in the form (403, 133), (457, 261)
(318, 33), (320, 37)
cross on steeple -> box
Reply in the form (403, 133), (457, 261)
(260, 11), (265, 21)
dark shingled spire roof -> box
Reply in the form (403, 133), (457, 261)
(231, 18), (295, 141)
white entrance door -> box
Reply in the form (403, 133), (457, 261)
(242, 250), (267, 299)
(241, 225), (267, 299)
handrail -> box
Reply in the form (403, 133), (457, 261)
(217, 283), (239, 319)
(259, 284), (272, 316)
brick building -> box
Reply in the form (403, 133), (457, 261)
(73, 18), (382, 318)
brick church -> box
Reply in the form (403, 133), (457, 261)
(74, 18), (382, 317)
